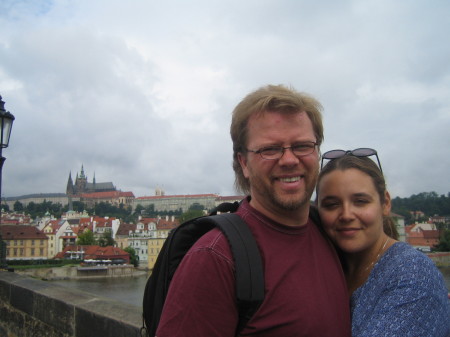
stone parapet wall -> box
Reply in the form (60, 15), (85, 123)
(0, 271), (142, 337)
(427, 252), (450, 267)
(15, 265), (146, 280)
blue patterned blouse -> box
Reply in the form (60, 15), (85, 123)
(351, 242), (450, 337)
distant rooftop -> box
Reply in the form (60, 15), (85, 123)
(3, 193), (67, 201)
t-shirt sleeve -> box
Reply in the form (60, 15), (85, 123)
(156, 232), (238, 337)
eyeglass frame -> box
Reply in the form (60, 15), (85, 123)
(246, 141), (318, 160)
(320, 148), (383, 173)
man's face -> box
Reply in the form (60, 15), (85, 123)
(238, 110), (320, 216)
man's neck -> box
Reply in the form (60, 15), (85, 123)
(248, 197), (310, 227)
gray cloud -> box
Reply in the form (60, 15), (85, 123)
(1, 0), (449, 199)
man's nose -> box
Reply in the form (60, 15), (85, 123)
(278, 147), (300, 165)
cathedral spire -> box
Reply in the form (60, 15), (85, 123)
(80, 164), (86, 179)
(66, 171), (74, 196)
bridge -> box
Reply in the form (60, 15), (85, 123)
(0, 271), (142, 337)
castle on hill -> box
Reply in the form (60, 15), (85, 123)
(66, 165), (116, 197)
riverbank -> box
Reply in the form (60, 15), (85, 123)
(15, 265), (147, 280)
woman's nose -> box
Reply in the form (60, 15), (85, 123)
(339, 204), (354, 222)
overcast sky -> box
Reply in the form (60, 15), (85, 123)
(1, 0), (449, 200)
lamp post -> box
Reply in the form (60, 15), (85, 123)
(0, 95), (15, 270)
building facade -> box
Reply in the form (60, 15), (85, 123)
(406, 222), (440, 251)
(80, 191), (135, 208)
(147, 216), (179, 269)
(3, 193), (71, 210)
(133, 194), (244, 213)
(1, 225), (48, 260)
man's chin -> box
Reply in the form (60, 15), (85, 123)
(271, 193), (308, 211)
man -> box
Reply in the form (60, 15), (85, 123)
(156, 85), (351, 336)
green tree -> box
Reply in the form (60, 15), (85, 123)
(72, 201), (85, 212)
(98, 230), (115, 247)
(124, 246), (139, 267)
(76, 229), (97, 245)
(391, 191), (450, 225)
(144, 204), (156, 217)
(134, 204), (145, 215)
(178, 209), (204, 223)
(13, 201), (24, 212)
(189, 203), (205, 211)
(434, 230), (450, 252)
(89, 202), (131, 220)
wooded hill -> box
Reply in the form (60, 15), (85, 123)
(391, 192), (450, 225)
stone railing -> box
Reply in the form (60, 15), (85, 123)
(0, 271), (142, 337)
(15, 265), (146, 280)
(427, 252), (450, 267)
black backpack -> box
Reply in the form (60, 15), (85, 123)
(141, 201), (264, 336)
(141, 202), (321, 336)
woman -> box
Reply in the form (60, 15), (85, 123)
(316, 148), (450, 337)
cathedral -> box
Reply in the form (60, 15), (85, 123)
(66, 165), (116, 197)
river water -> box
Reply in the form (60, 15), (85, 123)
(49, 268), (450, 308)
(50, 272), (151, 307)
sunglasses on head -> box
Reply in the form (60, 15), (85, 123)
(320, 148), (383, 173)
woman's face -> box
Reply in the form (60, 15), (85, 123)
(317, 168), (391, 254)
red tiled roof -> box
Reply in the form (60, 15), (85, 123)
(157, 219), (179, 230)
(138, 218), (157, 225)
(136, 193), (219, 200)
(55, 245), (129, 263)
(116, 223), (137, 235)
(94, 217), (116, 227)
(1, 219), (19, 225)
(43, 221), (62, 234)
(422, 230), (440, 239)
(0, 225), (48, 240)
(215, 196), (245, 201)
(81, 191), (135, 199)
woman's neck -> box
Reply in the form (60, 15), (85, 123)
(344, 235), (395, 295)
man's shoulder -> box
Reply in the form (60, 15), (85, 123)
(188, 226), (234, 259)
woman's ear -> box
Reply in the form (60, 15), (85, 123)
(383, 191), (392, 216)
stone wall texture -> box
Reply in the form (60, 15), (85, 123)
(0, 271), (142, 337)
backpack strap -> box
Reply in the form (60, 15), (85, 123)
(142, 212), (264, 337)
(196, 213), (265, 334)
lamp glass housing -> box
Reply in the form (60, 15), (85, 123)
(0, 112), (14, 148)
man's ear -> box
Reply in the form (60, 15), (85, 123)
(237, 152), (250, 178)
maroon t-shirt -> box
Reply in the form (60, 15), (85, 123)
(156, 198), (351, 337)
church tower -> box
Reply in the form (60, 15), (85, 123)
(66, 172), (74, 196)
(65, 165), (116, 197)
(75, 164), (87, 193)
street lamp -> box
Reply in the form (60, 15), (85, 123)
(0, 95), (15, 270)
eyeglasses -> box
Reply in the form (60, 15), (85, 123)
(320, 148), (383, 173)
(247, 141), (318, 160)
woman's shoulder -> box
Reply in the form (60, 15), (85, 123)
(384, 241), (434, 266)
(376, 241), (445, 287)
